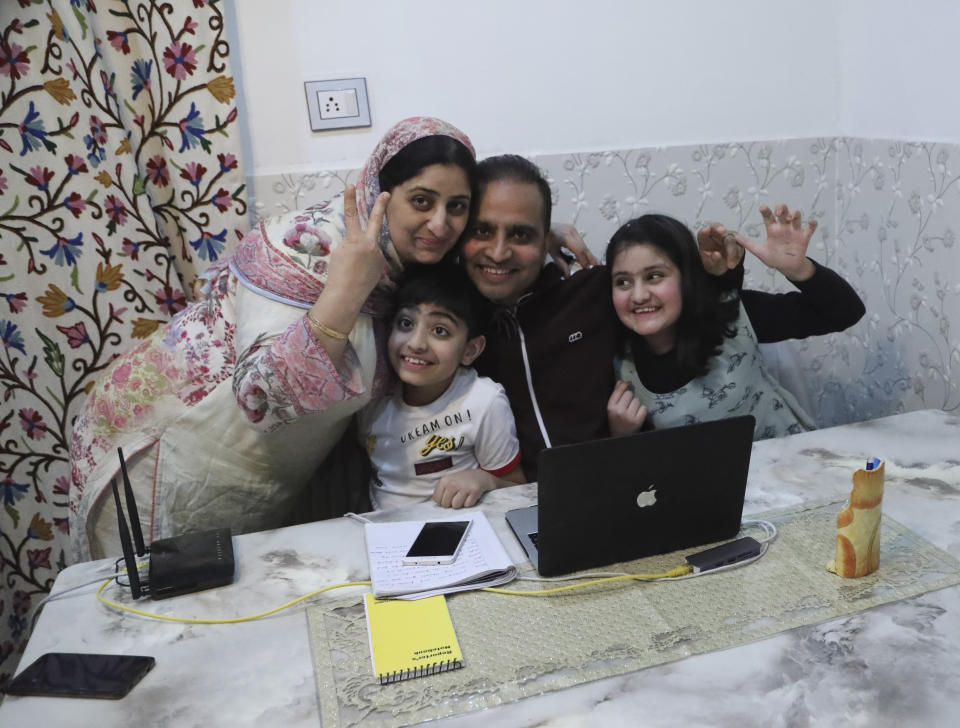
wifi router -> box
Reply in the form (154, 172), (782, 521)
(112, 447), (235, 600)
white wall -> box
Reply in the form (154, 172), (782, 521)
(232, 0), (840, 175)
(838, 0), (960, 142)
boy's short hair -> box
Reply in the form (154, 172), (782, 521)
(396, 262), (492, 338)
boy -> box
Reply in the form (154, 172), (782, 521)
(359, 262), (526, 511)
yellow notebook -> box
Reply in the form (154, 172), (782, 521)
(363, 593), (464, 684)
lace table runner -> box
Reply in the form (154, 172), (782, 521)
(306, 500), (960, 727)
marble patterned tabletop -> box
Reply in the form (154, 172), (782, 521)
(2, 409), (958, 727)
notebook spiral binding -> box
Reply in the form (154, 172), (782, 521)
(379, 659), (463, 685)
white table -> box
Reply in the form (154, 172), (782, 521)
(2, 409), (959, 727)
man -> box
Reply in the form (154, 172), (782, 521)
(461, 155), (744, 480)
(461, 155), (619, 480)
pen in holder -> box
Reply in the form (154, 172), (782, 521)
(827, 457), (885, 578)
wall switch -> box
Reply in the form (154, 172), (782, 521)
(305, 78), (371, 131)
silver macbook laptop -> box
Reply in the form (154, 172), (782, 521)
(506, 415), (755, 576)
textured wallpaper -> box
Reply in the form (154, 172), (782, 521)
(249, 137), (960, 428)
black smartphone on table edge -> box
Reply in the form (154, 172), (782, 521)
(1, 652), (155, 699)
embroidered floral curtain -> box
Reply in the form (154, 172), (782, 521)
(0, 0), (248, 682)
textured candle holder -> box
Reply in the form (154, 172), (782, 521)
(827, 459), (885, 578)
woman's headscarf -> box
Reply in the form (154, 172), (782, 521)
(230, 117), (474, 315)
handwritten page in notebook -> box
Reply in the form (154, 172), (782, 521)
(364, 511), (517, 599)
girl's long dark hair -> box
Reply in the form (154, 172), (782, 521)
(605, 214), (739, 378)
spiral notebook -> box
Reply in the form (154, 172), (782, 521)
(363, 593), (464, 684)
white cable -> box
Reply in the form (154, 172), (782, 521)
(516, 520), (778, 585)
(38, 562), (117, 600)
(29, 561), (148, 629)
(344, 512), (373, 524)
(665, 544), (770, 580)
(33, 575), (116, 614)
(741, 519), (778, 544)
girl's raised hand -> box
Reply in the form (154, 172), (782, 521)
(547, 223), (601, 275)
(607, 380), (648, 437)
(697, 222), (746, 276)
(742, 204), (817, 282)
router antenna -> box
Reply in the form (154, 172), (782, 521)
(110, 477), (143, 600)
(117, 447), (146, 556)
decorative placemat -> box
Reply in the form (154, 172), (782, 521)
(306, 499), (960, 727)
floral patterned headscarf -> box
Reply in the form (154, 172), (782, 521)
(230, 117), (475, 313)
(354, 116), (474, 225)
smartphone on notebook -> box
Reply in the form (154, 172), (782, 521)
(403, 520), (472, 566)
(1, 652), (155, 699)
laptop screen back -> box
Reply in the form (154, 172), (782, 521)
(534, 415), (755, 576)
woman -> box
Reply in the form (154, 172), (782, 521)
(605, 204), (866, 440)
(69, 117), (477, 561)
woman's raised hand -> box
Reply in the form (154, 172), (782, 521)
(743, 204), (817, 282)
(306, 185), (391, 363)
(326, 185), (391, 299)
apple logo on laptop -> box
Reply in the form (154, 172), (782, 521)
(636, 485), (657, 508)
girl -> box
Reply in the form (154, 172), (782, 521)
(605, 204), (865, 439)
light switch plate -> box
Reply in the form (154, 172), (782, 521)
(305, 77), (371, 131)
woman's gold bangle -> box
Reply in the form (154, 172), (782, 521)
(306, 312), (349, 340)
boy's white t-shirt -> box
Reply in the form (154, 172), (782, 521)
(358, 367), (521, 511)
